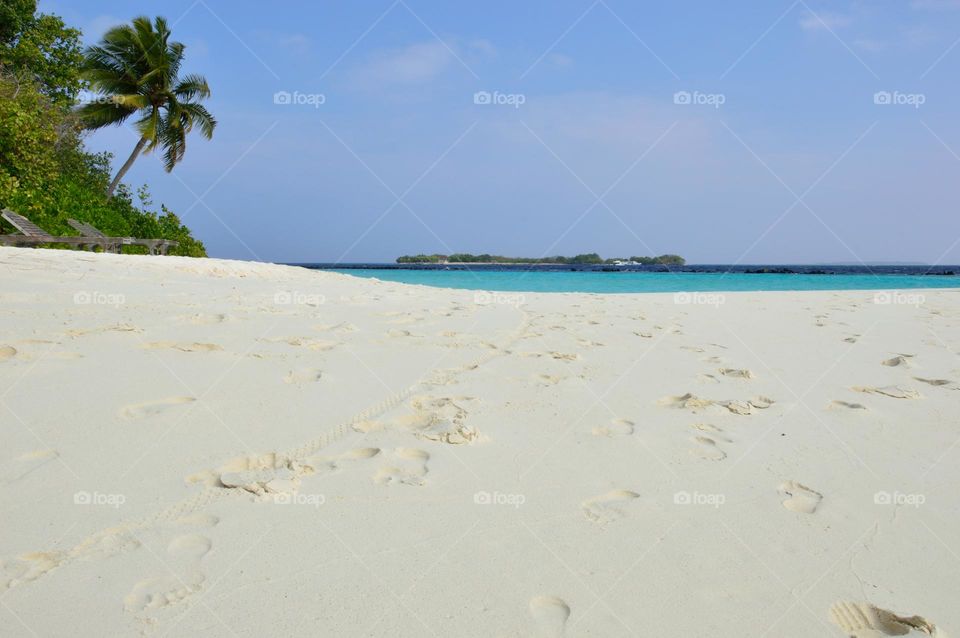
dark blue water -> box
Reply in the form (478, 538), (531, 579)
(292, 264), (960, 294)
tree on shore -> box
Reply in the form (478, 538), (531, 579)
(77, 16), (216, 196)
(0, 4), (207, 256)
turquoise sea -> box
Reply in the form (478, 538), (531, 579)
(300, 265), (960, 294)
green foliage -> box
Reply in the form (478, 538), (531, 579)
(629, 254), (686, 265)
(570, 252), (602, 264)
(0, 6), (205, 257)
(0, 0), (36, 46)
(0, 1), (84, 106)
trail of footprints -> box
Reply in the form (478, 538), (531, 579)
(833, 352), (955, 407)
(12, 304), (958, 628)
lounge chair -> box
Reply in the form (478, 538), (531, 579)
(0, 209), (177, 255)
(0, 209), (111, 250)
(67, 219), (177, 255)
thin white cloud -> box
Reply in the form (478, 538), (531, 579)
(352, 41), (455, 86)
(347, 38), (495, 89)
(799, 10), (853, 32)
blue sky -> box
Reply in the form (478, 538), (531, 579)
(40, 0), (960, 264)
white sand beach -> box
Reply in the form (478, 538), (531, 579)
(1, 247), (958, 637)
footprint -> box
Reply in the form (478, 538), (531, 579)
(659, 393), (773, 415)
(1, 450), (59, 485)
(176, 313), (228, 325)
(373, 448), (430, 486)
(581, 489), (640, 524)
(283, 368), (323, 384)
(690, 436), (727, 461)
(778, 481), (822, 514)
(914, 377), (952, 387)
(144, 342), (222, 353)
(396, 397), (480, 445)
(529, 596), (571, 638)
(535, 374), (564, 386)
(0, 345), (16, 361)
(853, 386), (921, 400)
(205, 452), (313, 496)
(697, 373), (720, 384)
(387, 329), (420, 338)
(123, 534), (212, 613)
(882, 354), (915, 368)
(0, 552), (62, 591)
(719, 368), (754, 379)
(120, 397), (196, 419)
(830, 400), (868, 411)
(66, 323), (141, 337)
(261, 337), (339, 351)
(692, 423), (732, 442)
(658, 393), (715, 411)
(591, 419), (634, 437)
(717, 396), (774, 415)
(829, 601), (939, 636)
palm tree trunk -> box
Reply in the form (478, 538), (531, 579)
(107, 136), (148, 197)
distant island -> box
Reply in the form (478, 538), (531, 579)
(396, 253), (686, 265)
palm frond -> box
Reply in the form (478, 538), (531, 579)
(174, 74), (211, 101)
(178, 102), (216, 139)
(76, 101), (137, 129)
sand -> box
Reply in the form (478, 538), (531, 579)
(0, 247), (957, 637)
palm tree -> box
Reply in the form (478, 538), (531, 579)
(78, 16), (216, 197)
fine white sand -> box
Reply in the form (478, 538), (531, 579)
(0, 247), (957, 637)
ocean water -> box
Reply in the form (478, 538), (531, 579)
(297, 264), (960, 294)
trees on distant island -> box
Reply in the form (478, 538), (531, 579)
(396, 253), (686, 265)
